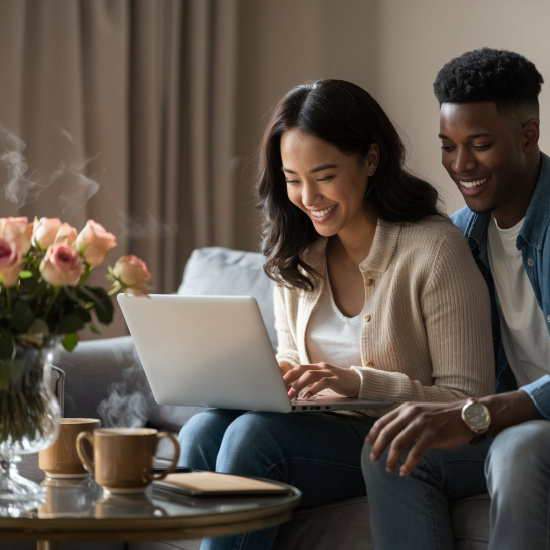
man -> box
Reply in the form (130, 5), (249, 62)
(362, 48), (550, 549)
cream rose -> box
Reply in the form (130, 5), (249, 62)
(0, 237), (24, 287)
(76, 220), (117, 267)
(40, 243), (84, 286)
(112, 255), (151, 296)
(32, 217), (63, 249)
(54, 222), (78, 245)
(0, 216), (33, 254)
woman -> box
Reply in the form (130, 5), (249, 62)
(178, 79), (494, 550)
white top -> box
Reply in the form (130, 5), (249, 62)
(488, 217), (550, 386)
(306, 272), (365, 367)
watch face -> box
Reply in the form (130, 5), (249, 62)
(464, 403), (489, 428)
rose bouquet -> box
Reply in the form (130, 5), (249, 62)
(0, 216), (151, 446)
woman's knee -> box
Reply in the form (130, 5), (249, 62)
(178, 409), (243, 469)
(216, 412), (287, 476)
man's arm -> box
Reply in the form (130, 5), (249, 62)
(367, 386), (545, 477)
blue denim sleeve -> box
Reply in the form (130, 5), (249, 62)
(520, 374), (550, 419)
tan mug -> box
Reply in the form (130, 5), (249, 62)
(76, 427), (180, 493)
(39, 418), (101, 478)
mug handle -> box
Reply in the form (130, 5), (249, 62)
(76, 431), (96, 475)
(150, 431), (181, 481)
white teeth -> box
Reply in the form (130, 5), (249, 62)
(310, 206), (335, 218)
(459, 177), (489, 189)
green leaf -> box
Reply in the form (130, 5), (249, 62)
(0, 333), (14, 360)
(12, 300), (34, 333)
(56, 314), (85, 334)
(62, 333), (79, 352)
(0, 357), (25, 383)
(62, 286), (80, 303)
(80, 286), (114, 325)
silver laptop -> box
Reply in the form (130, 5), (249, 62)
(117, 294), (394, 413)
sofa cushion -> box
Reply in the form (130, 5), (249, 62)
(177, 247), (277, 349)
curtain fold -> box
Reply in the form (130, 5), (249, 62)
(0, 0), (239, 338)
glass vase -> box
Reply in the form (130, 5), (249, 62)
(0, 342), (61, 513)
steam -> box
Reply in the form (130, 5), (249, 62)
(49, 158), (101, 211)
(118, 210), (176, 241)
(1, 125), (101, 213)
(0, 125), (47, 207)
(97, 350), (156, 428)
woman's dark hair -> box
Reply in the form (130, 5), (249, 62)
(257, 79), (440, 290)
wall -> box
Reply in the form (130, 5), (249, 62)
(233, 0), (550, 251)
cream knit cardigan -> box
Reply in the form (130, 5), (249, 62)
(274, 216), (494, 419)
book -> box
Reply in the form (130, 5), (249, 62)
(153, 471), (291, 497)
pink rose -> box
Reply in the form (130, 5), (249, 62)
(76, 220), (117, 267)
(40, 244), (84, 286)
(0, 216), (33, 254)
(112, 255), (151, 296)
(0, 236), (24, 287)
(32, 217), (63, 249)
(54, 223), (78, 245)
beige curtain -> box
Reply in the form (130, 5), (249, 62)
(0, 0), (239, 338)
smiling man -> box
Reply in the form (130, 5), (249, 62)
(362, 48), (550, 549)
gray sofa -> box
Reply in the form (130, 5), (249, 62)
(15, 247), (491, 550)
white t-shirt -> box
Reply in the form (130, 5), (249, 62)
(488, 217), (550, 386)
(306, 276), (365, 368)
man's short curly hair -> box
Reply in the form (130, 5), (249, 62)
(434, 48), (544, 115)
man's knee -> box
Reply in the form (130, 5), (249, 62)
(486, 420), (550, 492)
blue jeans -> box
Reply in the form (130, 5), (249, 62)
(178, 409), (371, 550)
(362, 420), (550, 549)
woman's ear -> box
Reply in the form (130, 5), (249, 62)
(366, 143), (380, 175)
(521, 118), (540, 152)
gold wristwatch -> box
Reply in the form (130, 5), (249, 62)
(461, 398), (491, 445)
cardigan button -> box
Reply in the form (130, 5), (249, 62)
(366, 278), (374, 286)
(528, 258), (535, 266)
(364, 315), (371, 322)
(365, 361), (374, 367)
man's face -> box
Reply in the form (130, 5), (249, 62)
(439, 102), (532, 228)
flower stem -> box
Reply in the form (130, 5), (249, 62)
(107, 281), (122, 296)
(43, 287), (61, 320)
(5, 287), (12, 315)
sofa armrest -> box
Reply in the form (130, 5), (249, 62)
(55, 336), (146, 423)
(56, 335), (205, 433)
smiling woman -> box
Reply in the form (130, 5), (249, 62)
(176, 79), (496, 550)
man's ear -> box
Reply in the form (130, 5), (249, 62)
(521, 118), (540, 152)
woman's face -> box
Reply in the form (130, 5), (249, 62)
(280, 128), (376, 239)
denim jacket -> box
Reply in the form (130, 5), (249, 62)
(451, 152), (550, 419)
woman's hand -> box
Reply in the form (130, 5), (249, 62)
(278, 362), (295, 377)
(283, 362), (361, 398)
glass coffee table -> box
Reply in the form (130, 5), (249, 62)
(0, 476), (301, 550)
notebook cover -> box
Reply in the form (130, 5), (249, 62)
(153, 471), (290, 497)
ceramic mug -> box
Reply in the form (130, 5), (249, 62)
(39, 418), (101, 478)
(76, 427), (180, 493)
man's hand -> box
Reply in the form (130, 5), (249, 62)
(283, 362), (361, 398)
(366, 390), (543, 477)
(365, 401), (475, 477)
